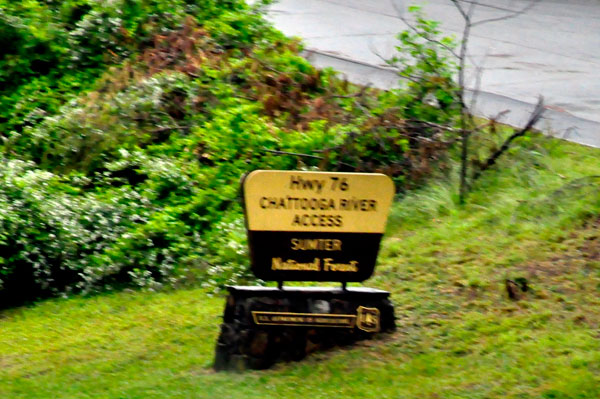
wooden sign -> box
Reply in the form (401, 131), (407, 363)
(242, 170), (395, 282)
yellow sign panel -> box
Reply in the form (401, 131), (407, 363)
(243, 170), (395, 233)
(356, 306), (381, 333)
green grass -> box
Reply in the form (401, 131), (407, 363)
(1, 135), (600, 399)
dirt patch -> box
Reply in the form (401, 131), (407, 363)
(524, 218), (600, 279)
(580, 219), (600, 261)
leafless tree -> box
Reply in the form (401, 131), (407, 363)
(391, 0), (544, 203)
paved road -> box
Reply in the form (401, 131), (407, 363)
(265, 0), (600, 147)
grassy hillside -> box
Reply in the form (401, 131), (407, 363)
(2, 135), (599, 399)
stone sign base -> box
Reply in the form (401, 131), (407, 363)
(213, 286), (395, 371)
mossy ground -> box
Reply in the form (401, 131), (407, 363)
(2, 134), (599, 398)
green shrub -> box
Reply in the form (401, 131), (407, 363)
(0, 159), (147, 306)
(0, 0), (272, 135)
(0, 1), (460, 305)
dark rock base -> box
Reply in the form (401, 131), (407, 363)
(214, 286), (395, 371)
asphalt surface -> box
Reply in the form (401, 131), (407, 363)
(264, 0), (600, 147)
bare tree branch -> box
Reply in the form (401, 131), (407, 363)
(458, 0), (535, 14)
(388, 1), (461, 60)
(471, 0), (541, 27)
(368, 44), (436, 85)
(406, 119), (460, 133)
(368, 41), (399, 67)
(450, 0), (469, 20)
(389, 0), (543, 203)
(471, 96), (545, 182)
(470, 109), (510, 132)
(263, 149), (357, 169)
(263, 148), (323, 160)
(452, 0), (477, 203)
(490, 109), (510, 122)
(467, 58), (486, 115)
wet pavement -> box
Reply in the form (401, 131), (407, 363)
(264, 0), (600, 147)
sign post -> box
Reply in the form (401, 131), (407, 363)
(214, 171), (396, 371)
